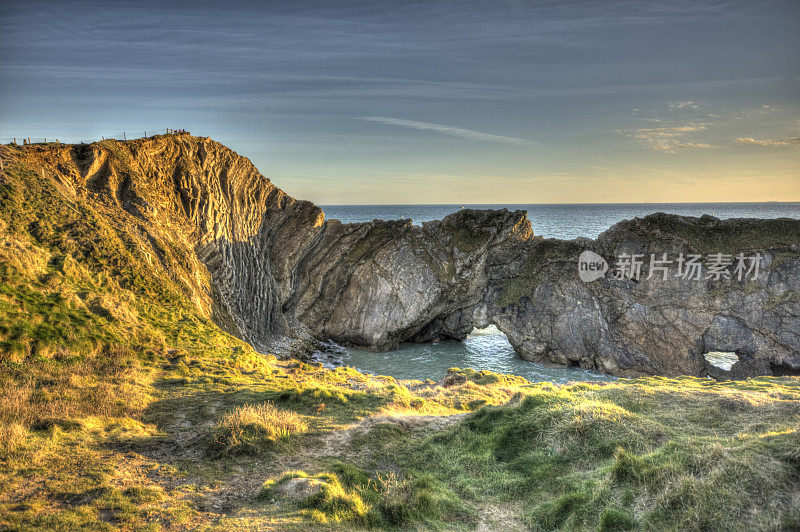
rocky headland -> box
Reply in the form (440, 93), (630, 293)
(3, 134), (800, 530)
(3, 134), (799, 378)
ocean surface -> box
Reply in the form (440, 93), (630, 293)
(314, 325), (610, 384)
(320, 202), (800, 240)
(316, 203), (800, 384)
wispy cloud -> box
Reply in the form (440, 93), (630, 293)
(672, 141), (715, 149)
(622, 97), (800, 155)
(359, 116), (529, 145)
(669, 100), (699, 110)
(734, 137), (800, 148)
(618, 124), (713, 152)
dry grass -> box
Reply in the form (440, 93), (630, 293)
(0, 423), (29, 461)
(220, 402), (309, 438)
(3, 145), (800, 529)
(211, 402), (309, 456)
(0, 346), (153, 430)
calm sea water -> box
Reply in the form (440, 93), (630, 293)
(314, 325), (610, 384)
(320, 202), (800, 240)
(317, 203), (800, 384)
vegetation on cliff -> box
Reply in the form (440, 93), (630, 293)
(0, 147), (530, 528)
(628, 213), (800, 255)
(496, 238), (584, 308)
(1, 140), (798, 530)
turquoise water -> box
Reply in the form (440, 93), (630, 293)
(315, 326), (611, 385)
(315, 203), (799, 383)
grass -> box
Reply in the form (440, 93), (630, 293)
(210, 402), (308, 456)
(245, 376), (793, 528)
(260, 469), (371, 525)
(259, 464), (472, 528)
(353, 377), (800, 530)
(2, 140), (800, 530)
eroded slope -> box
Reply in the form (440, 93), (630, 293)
(3, 136), (799, 378)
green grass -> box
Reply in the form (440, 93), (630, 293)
(259, 464), (472, 528)
(358, 377), (800, 530)
(2, 141), (800, 530)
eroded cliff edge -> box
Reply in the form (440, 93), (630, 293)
(3, 135), (798, 378)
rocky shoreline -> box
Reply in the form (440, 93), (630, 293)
(5, 135), (799, 378)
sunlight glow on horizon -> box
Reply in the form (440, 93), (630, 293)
(1, 0), (798, 204)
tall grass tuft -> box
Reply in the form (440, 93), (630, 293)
(210, 402), (308, 456)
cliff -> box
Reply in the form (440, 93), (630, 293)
(2, 135), (798, 378)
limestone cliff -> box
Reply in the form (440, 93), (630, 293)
(486, 216), (800, 378)
(1, 135), (325, 353)
(2, 135), (798, 378)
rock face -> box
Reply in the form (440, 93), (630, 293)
(486, 216), (800, 378)
(3, 135), (799, 378)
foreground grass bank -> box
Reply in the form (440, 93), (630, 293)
(367, 377), (800, 530)
(1, 144), (799, 529)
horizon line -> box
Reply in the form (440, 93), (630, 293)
(318, 201), (800, 207)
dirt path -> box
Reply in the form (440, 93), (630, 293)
(316, 413), (467, 457)
(475, 502), (526, 531)
(145, 412), (469, 528)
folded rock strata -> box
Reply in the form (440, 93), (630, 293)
(3, 135), (798, 378)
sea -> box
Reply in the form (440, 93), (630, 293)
(315, 203), (800, 384)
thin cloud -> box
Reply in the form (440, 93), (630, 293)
(734, 137), (800, 148)
(617, 124), (712, 152)
(669, 100), (699, 110)
(673, 141), (714, 149)
(360, 116), (529, 145)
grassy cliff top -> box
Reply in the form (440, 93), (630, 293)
(1, 139), (799, 530)
(602, 212), (800, 254)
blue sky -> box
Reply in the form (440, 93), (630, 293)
(1, 0), (798, 204)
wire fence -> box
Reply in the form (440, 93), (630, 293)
(0, 128), (191, 146)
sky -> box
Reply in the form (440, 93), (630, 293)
(1, 0), (799, 204)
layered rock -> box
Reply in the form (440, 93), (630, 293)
(3, 135), (325, 352)
(485, 216), (800, 378)
(3, 135), (799, 378)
